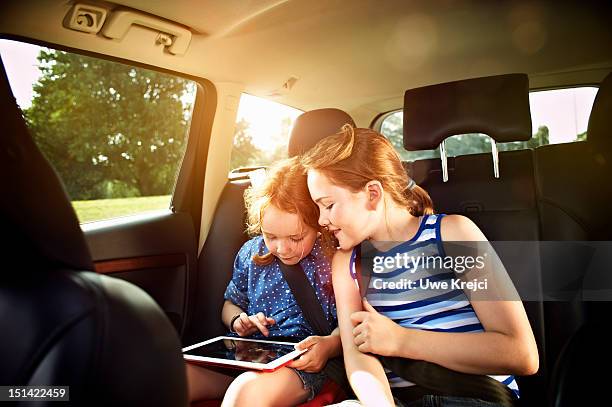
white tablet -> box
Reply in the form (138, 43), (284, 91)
(182, 336), (307, 372)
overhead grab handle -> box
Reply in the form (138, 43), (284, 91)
(101, 10), (191, 55)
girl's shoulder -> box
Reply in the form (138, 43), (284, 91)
(438, 213), (488, 242)
(236, 235), (268, 260)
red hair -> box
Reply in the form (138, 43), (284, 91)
(244, 157), (335, 265)
(301, 125), (434, 216)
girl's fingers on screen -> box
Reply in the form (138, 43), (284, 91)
(239, 328), (250, 337)
(237, 314), (253, 333)
(249, 314), (269, 336)
(256, 312), (269, 325)
(239, 313), (250, 324)
(235, 324), (246, 336)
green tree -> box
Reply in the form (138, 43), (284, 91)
(445, 133), (491, 156)
(230, 119), (261, 169)
(383, 114), (553, 160)
(527, 125), (550, 148)
(25, 49), (192, 200)
(381, 112), (439, 161)
(498, 125), (549, 151)
(381, 111), (404, 151)
(230, 116), (293, 171)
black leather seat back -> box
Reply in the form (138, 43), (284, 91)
(402, 74), (547, 405)
(187, 178), (252, 343)
(405, 149), (540, 240)
(540, 73), (612, 406)
(0, 55), (187, 406)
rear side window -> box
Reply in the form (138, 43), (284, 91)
(0, 39), (196, 223)
(230, 94), (302, 172)
(380, 86), (598, 161)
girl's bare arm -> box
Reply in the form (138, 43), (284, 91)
(333, 249), (395, 407)
(392, 215), (538, 375)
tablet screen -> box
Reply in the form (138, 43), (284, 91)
(185, 338), (297, 364)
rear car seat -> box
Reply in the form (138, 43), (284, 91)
(401, 74), (548, 406)
(540, 72), (612, 407)
(189, 108), (354, 407)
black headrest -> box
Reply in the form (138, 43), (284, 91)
(288, 108), (356, 157)
(0, 56), (93, 271)
(403, 74), (532, 151)
(587, 72), (612, 150)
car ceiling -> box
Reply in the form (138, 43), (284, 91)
(1, 0), (611, 117)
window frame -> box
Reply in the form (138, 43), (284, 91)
(0, 34), (215, 234)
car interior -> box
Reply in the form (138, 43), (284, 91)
(1, 1), (611, 406)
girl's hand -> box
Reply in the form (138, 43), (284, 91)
(233, 312), (276, 337)
(350, 298), (404, 357)
(289, 336), (334, 373)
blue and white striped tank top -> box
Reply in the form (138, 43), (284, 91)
(349, 213), (520, 398)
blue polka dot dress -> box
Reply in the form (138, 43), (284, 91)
(223, 235), (337, 340)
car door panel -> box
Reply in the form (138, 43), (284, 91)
(83, 211), (197, 338)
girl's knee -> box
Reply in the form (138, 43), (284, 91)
(222, 369), (308, 407)
(223, 371), (261, 406)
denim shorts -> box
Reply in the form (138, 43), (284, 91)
(289, 367), (328, 401)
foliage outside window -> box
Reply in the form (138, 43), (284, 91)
(230, 94), (302, 172)
(1, 40), (196, 223)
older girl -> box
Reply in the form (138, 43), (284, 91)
(187, 157), (341, 406)
(301, 125), (538, 407)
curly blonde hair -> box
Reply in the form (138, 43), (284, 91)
(244, 156), (335, 265)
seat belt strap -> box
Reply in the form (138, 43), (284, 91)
(277, 260), (351, 395)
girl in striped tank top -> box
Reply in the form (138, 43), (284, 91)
(301, 125), (538, 407)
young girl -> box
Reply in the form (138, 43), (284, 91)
(301, 125), (539, 407)
(186, 157), (342, 406)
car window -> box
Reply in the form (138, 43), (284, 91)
(230, 93), (302, 172)
(380, 86), (599, 161)
(0, 39), (197, 223)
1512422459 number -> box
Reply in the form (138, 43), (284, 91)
(0, 386), (69, 401)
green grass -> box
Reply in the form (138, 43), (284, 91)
(72, 195), (172, 223)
